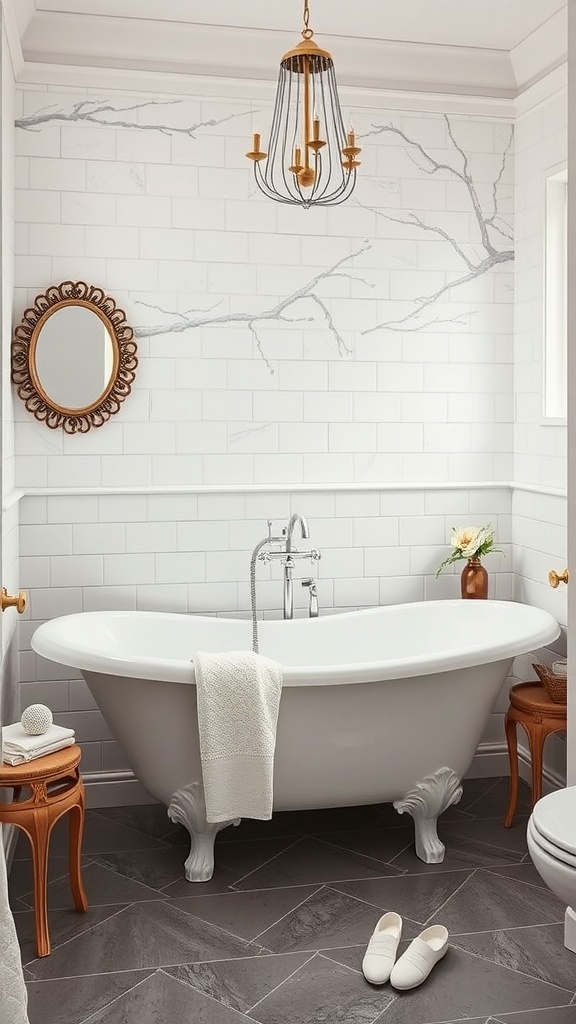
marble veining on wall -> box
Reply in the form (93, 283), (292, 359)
(363, 115), (514, 333)
(14, 89), (514, 489)
(16, 97), (248, 139)
(17, 102), (514, 361)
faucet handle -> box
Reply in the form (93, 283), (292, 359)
(309, 548), (321, 561)
(258, 550), (271, 565)
(301, 577), (317, 589)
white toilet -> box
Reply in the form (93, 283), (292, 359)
(527, 786), (576, 953)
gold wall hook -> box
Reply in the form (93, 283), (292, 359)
(0, 588), (27, 613)
(548, 568), (569, 588)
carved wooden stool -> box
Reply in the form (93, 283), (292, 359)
(0, 743), (89, 956)
(504, 682), (567, 827)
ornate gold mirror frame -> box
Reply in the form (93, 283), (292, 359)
(11, 281), (138, 434)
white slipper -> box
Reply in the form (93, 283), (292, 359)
(389, 924), (449, 990)
(362, 912), (403, 985)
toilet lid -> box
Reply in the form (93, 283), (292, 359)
(531, 787), (576, 856)
(528, 815), (576, 868)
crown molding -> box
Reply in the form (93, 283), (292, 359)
(514, 61), (567, 119)
(1, 0), (26, 79)
(511, 6), (567, 92)
(20, 12), (517, 99)
(17, 60), (516, 118)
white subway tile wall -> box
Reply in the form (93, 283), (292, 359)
(10, 81), (565, 784)
(17, 488), (514, 771)
(13, 88), (515, 489)
(512, 81), (567, 632)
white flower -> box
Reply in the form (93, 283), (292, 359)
(437, 522), (499, 577)
(451, 527), (482, 557)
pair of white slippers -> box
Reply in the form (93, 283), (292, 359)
(362, 912), (449, 989)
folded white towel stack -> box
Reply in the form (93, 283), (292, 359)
(194, 649), (283, 824)
(2, 723), (75, 765)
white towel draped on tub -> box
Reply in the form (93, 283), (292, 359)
(193, 650), (283, 823)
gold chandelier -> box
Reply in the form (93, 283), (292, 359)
(246, 0), (361, 208)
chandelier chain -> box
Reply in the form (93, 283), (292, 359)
(302, 0), (313, 39)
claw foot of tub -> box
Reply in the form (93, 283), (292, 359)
(167, 782), (240, 882)
(393, 767), (463, 864)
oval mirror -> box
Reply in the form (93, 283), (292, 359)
(11, 281), (138, 433)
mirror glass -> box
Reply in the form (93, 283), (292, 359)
(34, 306), (115, 410)
(11, 282), (137, 433)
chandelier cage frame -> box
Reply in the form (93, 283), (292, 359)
(246, 1), (361, 209)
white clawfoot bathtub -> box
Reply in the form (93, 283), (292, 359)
(31, 600), (559, 881)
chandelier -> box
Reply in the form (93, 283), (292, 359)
(246, 0), (361, 208)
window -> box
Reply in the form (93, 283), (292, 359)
(544, 167), (567, 420)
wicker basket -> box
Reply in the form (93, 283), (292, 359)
(532, 663), (567, 704)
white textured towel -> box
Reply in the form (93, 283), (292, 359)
(194, 650), (283, 823)
(2, 723), (75, 765)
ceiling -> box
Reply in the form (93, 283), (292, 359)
(15, 0), (568, 97)
(28, 0), (566, 51)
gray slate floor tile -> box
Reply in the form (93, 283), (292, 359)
(248, 951), (395, 1024)
(428, 868), (566, 933)
(161, 862), (243, 896)
(457, 777), (501, 811)
(309, 827), (412, 867)
(94, 843), (239, 892)
(452, 923), (576, 991)
(391, 831), (524, 873)
(91, 802), (181, 841)
(276, 805), (389, 834)
(25, 969), (153, 1024)
(10, 778), (572, 1024)
(441, 815), (530, 855)
(165, 951), (312, 1013)
(168, 883), (320, 941)
(14, 811), (168, 861)
(235, 837), (406, 890)
(495, 1009), (576, 1023)
(462, 777), (533, 820)
(255, 885), (419, 954)
(15, 904), (127, 968)
(372, 945), (572, 1023)
(86, 968), (250, 1023)
(26, 900), (258, 979)
(8, 853), (81, 901)
(26, 860), (167, 910)
(332, 869), (473, 925)
(214, 837), (301, 876)
(319, 945), (366, 973)
(484, 860), (552, 889)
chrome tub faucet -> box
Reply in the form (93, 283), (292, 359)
(252, 514), (321, 622)
(302, 578), (319, 618)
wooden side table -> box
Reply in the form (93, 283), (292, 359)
(0, 743), (89, 956)
(504, 682), (567, 827)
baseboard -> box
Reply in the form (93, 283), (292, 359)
(82, 771), (158, 808)
(465, 742), (510, 779)
(517, 743), (566, 794)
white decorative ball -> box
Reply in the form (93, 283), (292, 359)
(21, 704), (53, 735)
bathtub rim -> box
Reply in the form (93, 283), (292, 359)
(31, 600), (560, 688)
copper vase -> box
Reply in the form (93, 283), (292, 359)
(460, 557), (488, 599)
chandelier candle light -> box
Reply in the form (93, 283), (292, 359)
(246, 0), (361, 208)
